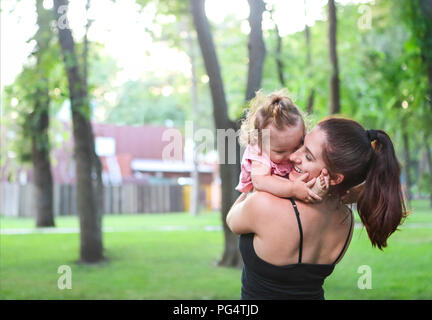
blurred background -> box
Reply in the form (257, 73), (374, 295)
(0, 0), (431, 300)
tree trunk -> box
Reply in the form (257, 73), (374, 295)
(82, 0), (105, 232)
(245, 0), (266, 101)
(268, 7), (285, 87)
(32, 0), (55, 227)
(419, 0), (432, 89)
(328, 0), (341, 114)
(187, 22), (200, 216)
(418, 1), (432, 208)
(304, 0), (315, 114)
(425, 139), (432, 208)
(274, 24), (285, 87)
(54, 0), (104, 263)
(31, 98), (54, 228)
(306, 88), (315, 115)
(82, 0), (91, 93)
(402, 131), (412, 204)
(190, 0), (242, 268)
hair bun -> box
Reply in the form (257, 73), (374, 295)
(271, 96), (282, 105)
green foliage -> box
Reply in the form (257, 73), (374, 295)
(105, 78), (187, 127)
(419, 172), (432, 195)
(2, 0), (431, 198)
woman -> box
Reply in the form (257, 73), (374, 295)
(227, 117), (407, 300)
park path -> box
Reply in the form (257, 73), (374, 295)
(0, 225), (222, 235)
(1, 222), (431, 235)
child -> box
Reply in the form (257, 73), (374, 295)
(236, 90), (328, 202)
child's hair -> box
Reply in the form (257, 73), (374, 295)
(238, 89), (305, 150)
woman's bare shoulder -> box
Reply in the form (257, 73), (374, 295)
(244, 192), (301, 237)
(245, 192), (297, 220)
(246, 191), (290, 208)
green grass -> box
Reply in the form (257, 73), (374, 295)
(0, 210), (220, 230)
(0, 201), (431, 300)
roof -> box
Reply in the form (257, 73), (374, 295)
(93, 123), (184, 160)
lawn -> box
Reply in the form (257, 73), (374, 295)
(0, 200), (431, 300)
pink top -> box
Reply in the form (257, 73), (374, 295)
(235, 144), (292, 193)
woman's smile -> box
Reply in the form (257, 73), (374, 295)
(289, 164), (307, 182)
(293, 165), (303, 174)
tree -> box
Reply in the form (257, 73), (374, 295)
(268, 6), (285, 87)
(31, 0), (55, 227)
(191, 0), (266, 267)
(328, 0), (340, 114)
(245, 0), (266, 101)
(186, 22), (201, 216)
(416, 0), (432, 89)
(405, 0), (432, 206)
(190, 0), (242, 267)
(424, 140), (432, 207)
(402, 123), (413, 202)
(304, 0), (315, 114)
(53, 0), (104, 263)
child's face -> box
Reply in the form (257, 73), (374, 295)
(264, 122), (304, 164)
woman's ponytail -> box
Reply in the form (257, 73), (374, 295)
(357, 130), (407, 249)
(318, 118), (407, 250)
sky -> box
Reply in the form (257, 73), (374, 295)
(0, 0), (341, 90)
(0, 0), (374, 93)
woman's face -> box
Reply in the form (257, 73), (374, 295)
(288, 126), (327, 182)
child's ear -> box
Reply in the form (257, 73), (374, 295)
(329, 173), (344, 186)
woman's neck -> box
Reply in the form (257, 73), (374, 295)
(317, 194), (344, 211)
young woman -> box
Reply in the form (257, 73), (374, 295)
(227, 117), (407, 300)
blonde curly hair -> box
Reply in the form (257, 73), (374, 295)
(238, 89), (305, 151)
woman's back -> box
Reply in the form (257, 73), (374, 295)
(238, 193), (353, 300)
(251, 192), (353, 267)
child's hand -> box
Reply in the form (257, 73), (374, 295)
(293, 173), (322, 203)
(310, 169), (330, 199)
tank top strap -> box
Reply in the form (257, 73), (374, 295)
(289, 198), (303, 264)
(289, 199), (353, 266)
(332, 208), (354, 265)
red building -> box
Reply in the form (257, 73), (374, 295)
(1, 122), (222, 215)
(92, 123), (215, 185)
(2, 122), (217, 187)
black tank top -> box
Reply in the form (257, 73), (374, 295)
(239, 198), (353, 300)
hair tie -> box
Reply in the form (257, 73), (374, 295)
(366, 129), (378, 142)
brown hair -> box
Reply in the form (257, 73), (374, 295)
(238, 89), (305, 151)
(317, 117), (407, 250)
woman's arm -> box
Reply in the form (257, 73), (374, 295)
(226, 191), (272, 235)
(226, 193), (250, 235)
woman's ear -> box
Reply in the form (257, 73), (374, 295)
(329, 173), (344, 186)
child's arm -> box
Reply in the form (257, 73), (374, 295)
(250, 160), (321, 202)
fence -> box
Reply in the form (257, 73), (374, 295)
(0, 182), (195, 217)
